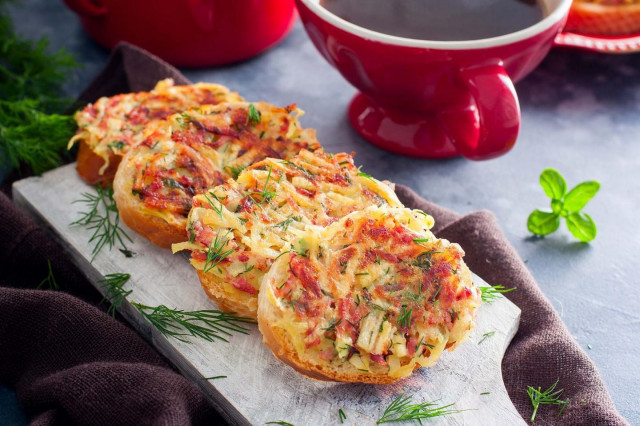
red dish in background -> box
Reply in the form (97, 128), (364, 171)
(63, 0), (297, 67)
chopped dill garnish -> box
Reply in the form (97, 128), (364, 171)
(356, 165), (374, 180)
(480, 392), (491, 396)
(527, 378), (569, 422)
(266, 421), (294, 426)
(71, 185), (133, 261)
(202, 375), (227, 381)
(355, 272), (370, 276)
(322, 318), (342, 331)
(203, 192), (224, 218)
(272, 216), (299, 232)
(228, 165), (246, 179)
(99, 272), (132, 316)
(37, 259), (59, 290)
(247, 165), (277, 205)
(338, 408), (347, 423)
(478, 331), (496, 345)
(203, 230), (234, 273)
(247, 103), (261, 125)
(479, 285), (515, 303)
(132, 303), (254, 343)
(398, 305), (412, 329)
(377, 394), (463, 424)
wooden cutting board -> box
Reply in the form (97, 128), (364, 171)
(13, 164), (524, 426)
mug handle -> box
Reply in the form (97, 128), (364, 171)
(438, 62), (521, 161)
(63, 0), (108, 18)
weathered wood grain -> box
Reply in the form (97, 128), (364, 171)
(13, 163), (524, 426)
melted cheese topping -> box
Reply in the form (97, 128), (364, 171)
(262, 206), (481, 379)
(123, 102), (321, 227)
(68, 78), (243, 174)
(173, 150), (404, 301)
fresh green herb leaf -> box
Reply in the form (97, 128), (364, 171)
(202, 375), (227, 380)
(132, 303), (254, 343)
(71, 186), (133, 261)
(528, 169), (599, 242)
(107, 140), (126, 151)
(37, 259), (59, 290)
(565, 212), (597, 242)
(479, 285), (515, 303)
(247, 103), (261, 125)
(377, 394), (463, 424)
(539, 169), (566, 200)
(527, 378), (569, 423)
(563, 181), (600, 212)
(203, 230), (234, 273)
(266, 422), (294, 426)
(338, 408), (347, 423)
(527, 210), (560, 237)
(357, 166), (374, 180)
(478, 331), (496, 345)
(480, 392), (491, 396)
(99, 273), (132, 316)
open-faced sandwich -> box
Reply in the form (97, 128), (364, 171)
(172, 150), (403, 318)
(113, 102), (320, 248)
(566, 0), (640, 35)
(258, 206), (481, 383)
(68, 79), (243, 185)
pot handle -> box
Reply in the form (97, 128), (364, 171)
(437, 62), (520, 160)
(63, 0), (107, 18)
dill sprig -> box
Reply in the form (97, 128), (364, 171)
(71, 185), (133, 261)
(0, 10), (79, 174)
(99, 272), (132, 316)
(265, 422), (294, 426)
(132, 303), (254, 343)
(377, 394), (463, 424)
(338, 408), (347, 423)
(478, 331), (495, 345)
(527, 378), (569, 422)
(398, 305), (412, 329)
(479, 285), (515, 303)
(247, 165), (277, 205)
(272, 216), (299, 232)
(203, 191), (224, 219)
(37, 259), (59, 290)
(203, 229), (234, 273)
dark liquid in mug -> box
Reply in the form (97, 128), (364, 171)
(319, 0), (546, 41)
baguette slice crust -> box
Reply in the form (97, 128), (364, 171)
(566, 1), (640, 35)
(258, 207), (481, 383)
(173, 150), (403, 319)
(69, 78), (243, 185)
(114, 102), (320, 248)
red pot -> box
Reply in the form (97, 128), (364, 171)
(63, 0), (297, 67)
(296, 0), (572, 160)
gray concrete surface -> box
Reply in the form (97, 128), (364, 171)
(7, 1), (639, 423)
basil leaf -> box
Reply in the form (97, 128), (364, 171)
(527, 210), (560, 236)
(566, 212), (597, 242)
(539, 169), (566, 200)
(563, 181), (600, 212)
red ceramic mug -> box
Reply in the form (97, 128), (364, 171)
(296, 0), (573, 160)
(63, 0), (297, 67)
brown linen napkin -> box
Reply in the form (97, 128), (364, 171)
(0, 42), (628, 425)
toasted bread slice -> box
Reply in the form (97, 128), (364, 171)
(172, 150), (404, 318)
(566, 2), (640, 35)
(69, 79), (243, 185)
(257, 206), (480, 383)
(114, 102), (321, 248)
